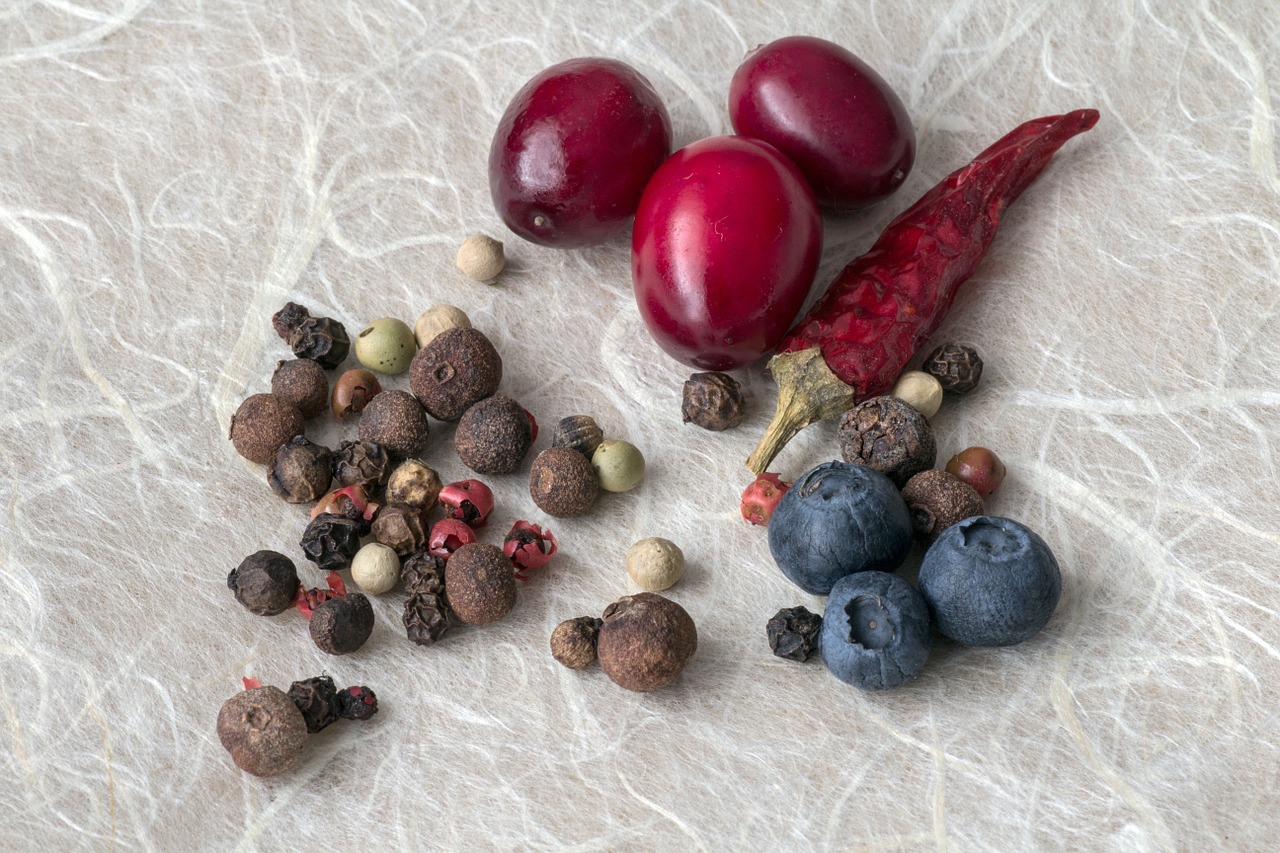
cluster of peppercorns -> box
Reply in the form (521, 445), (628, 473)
(758, 343), (1062, 691)
(529, 415), (647, 517)
(551, 592), (697, 692)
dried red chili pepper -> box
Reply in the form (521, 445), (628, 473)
(747, 109), (1099, 473)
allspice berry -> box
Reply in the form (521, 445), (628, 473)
(370, 503), (430, 556)
(682, 372), (745, 431)
(597, 593), (697, 692)
(901, 470), (985, 541)
(837, 395), (936, 487)
(271, 359), (329, 419)
(227, 550), (299, 616)
(385, 459), (443, 511)
(359, 390), (430, 457)
(309, 593), (375, 655)
(455, 394), (533, 474)
(414, 304), (471, 348)
(456, 233), (506, 281)
(550, 617), (602, 669)
(229, 393), (305, 465)
(444, 542), (516, 625)
(268, 436), (333, 504)
(217, 686), (309, 777)
(529, 447), (599, 518)
(409, 327), (502, 421)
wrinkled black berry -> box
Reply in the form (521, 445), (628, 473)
(309, 593), (375, 655)
(300, 513), (364, 571)
(227, 550), (300, 616)
(401, 552), (446, 596)
(766, 606), (823, 662)
(922, 343), (983, 394)
(682, 372), (745, 431)
(337, 686), (379, 720)
(332, 440), (391, 491)
(290, 316), (350, 369)
(287, 675), (340, 733)
(404, 593), (451, 646)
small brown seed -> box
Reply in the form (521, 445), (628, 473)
(529, 447), (599, 517)
(409, 327), (502, 421)
(331, 369), (382, 419)
(597, 593), (697, 692)
(268, 436), (333, 503)
(216, 686), (308, 777)
(901, 469), (984, 540)
(837, 395), (936, 487)
(359, 390), (430, 457)
(682, 371), (745, 431)
(271, 359), (329, 419)
(550, 617), (602, 669)
(229, 393), (305, 465)
(444, 542), (517, 626)
(455, 394), (533, 474)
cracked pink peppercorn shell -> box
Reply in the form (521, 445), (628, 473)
(503, 521), (558, 580)
(438, 479), (496, 528)
(428, 518), (478, 558)
(740, 472), (791, 526)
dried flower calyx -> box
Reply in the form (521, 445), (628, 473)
(767, 606), (823, 662)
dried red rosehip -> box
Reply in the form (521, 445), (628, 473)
(944, 446), (1006, 497)
(740, 472), (791, 526)
(428, 518), (478, 558)
(438, 480), (496, 528)
(504, 521), (558, 580)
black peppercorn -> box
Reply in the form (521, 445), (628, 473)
(837, 395), (937, 487)
(268, 436), (333, 504)
(333, 440), (391, 491)
(337, 686), (378, 720)
(300, 513), (364, 571)
(359, 390), (431, 458)
(401, 551), (447, 595)
(529, 447), (599, 518)
(227, 550), (299, 616)
(404, 593), (451, 646)
(271, 358), (329, 419)
(901, 469), (984, 541)
(309, 593), (375, 655)
(289, 316), (351, 369)
(287, 675), (340, 733)
(272, 301), (311, 341)
(409, 327), (502, 421)
(229, 393), (305, 465)
(682, 371), (746, 431)
(550, 415), (604, 458)
(370, 503), (430, 556)
(766, 606), (823, 662)
(550, 616), (602, 669)
(922, 343), (984, 394)
(455, 394), (533, 474)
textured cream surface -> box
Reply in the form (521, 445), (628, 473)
(2, 1), (1278, 849)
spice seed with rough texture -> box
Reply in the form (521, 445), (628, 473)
(227, 550), (299, 616)
(385, 459), (443, 511)
(409, 327), (502, 421)
(289, 316), (350, 369)
(550, 415), (604, 458)
(550, 616), (602, 669)
(837, 395), (936, 487)
(682, 371), (746, 431)
(217, 686), (308, 777)
(309, 593), (375, 655)
(597, 593), (697, 692)
(455, 394), (533, 474)
(359, 390), (431, 458)
(268, 436), (333, 504)
(901, 469), (984, 541)
(922, 343), (984, 394)
(529, 447), (599, 517)
(229, 393), (305, 466)
(444, 542), (517, 626)
(271, 358), (329, 419)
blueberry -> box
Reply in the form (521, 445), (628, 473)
(768, 461), (913, 594)
(819, 571), (931, 690)
(917, 516), (1061, 646)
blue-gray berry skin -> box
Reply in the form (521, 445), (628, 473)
(768, 461), (913, 595)
(820, 571), (932, 690)
(918, 516), (1061, 646)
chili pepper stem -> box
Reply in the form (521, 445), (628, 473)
(746, 347), (857, 474)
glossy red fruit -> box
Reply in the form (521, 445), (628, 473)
(729, 36), (915, 211)
(489, 58), (672, 248)
(945, 447), (1007, 497)
(632, 136), (822, 371)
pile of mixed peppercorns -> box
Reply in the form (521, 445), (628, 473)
(757, 344), (1062, 691)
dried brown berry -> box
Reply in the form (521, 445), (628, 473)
(272, 302), (310, 341)
(550, 415), (604, 458)
(444, 542), (516, 626)
(331, 368), (382, 419)
(922, 343), (984, 394)
(300, 513), (364, 571)
(370, 503), (430, 556)
(359, 389), (430, 457)
(229, 393), (304, 465)
(404, 593), (451, 645)
(529, 447), (599, 518)
(550, 617), (602, 669)
(217, 686), (308, 777)
(333, 440), (391, 491)
(270, 359), (327, 420)
(400, 551), (446, 596)
(287, 675), (340, 733)
(837, 395), (937, 487)
(455, 394), (533, 474)
(409, 327), (502, 421)
(902, 469), (984, 540)
(227, 550), (299, 616)
(766, 606), (822, 662)
(385, 460), (442, 511)
(682, 371), (745, 431)
(289, 316), (350, 369)
(268, 436), (333, 503)
(597, 593), (697, 692)
(309, 593), (375, 655)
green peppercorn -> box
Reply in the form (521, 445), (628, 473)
(591, 440), (645, 493)
(355, 318), (417, 375)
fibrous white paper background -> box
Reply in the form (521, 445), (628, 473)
(2, 0), (1278, 849)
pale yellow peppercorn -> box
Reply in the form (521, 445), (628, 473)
(626, 538), (684, 591)
(414, 304), (472, 348)
(456, 233), (506, 282)
(891, 370), (944, 419)
(591, 440), (645, 493)
(351, 542), (401, 595)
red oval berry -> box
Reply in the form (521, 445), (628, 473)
(944, 447), (1006, 497)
